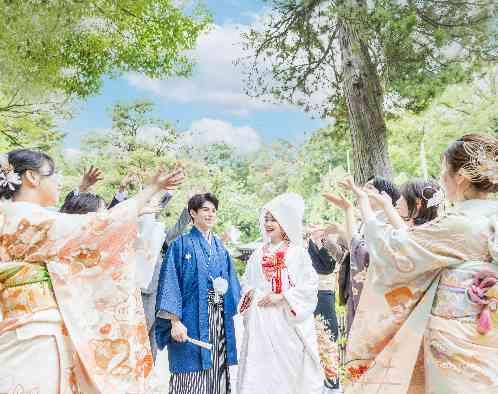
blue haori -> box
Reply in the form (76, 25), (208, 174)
(155, 226), (241, 374)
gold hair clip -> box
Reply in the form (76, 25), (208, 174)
(462, 141), (498, 185)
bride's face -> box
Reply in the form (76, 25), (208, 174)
(264, 212), (285, 243)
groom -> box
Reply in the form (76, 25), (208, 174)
(155, 193), (240, 393)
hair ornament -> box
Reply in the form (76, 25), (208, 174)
(462, 141), (498, 185)
(0, 154), (21, 191)
(422, 186), (444, 209)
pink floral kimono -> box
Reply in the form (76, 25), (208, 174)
(344, 199), (498, 394)
(0, 199), (159, 394)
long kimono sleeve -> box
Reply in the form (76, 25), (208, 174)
(364, 215), (469, 286)
(135, 214), (166, 290)
(155, 239), (183, 319)
(226, 249), (241, 308)
(240, 255), (256, 296)
(283, 248), (319, 323)
(43, 199), (159, 393)
(154, 240), (184, 351)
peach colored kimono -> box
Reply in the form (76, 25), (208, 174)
(344, 199), (498, 394)
(0, 199), (160, 394)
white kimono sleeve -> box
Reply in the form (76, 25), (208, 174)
(283, 248), (319, 323)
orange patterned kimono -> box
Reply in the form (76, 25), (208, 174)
(344, 199), (498, 394)
(0, 199), (157, 394)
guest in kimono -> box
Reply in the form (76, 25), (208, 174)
(308, 228), (344, 389)
(397, 179), (441, 226)
(59, 182), (191, 360)
(155, 193), (241, 394)
(60, 191), (107, 213)
(324, 177), (400, 333)
(343, 134), (498, 394)
(365, 178), (442, 231)
(0, 149), (184, 393)
(237, 193), (323, 394)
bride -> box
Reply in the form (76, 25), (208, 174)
(237, 193), (323, 394)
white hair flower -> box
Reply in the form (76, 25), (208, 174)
(0, 154), (22, 191)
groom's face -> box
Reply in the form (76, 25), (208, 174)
(191, 201), (218, 231)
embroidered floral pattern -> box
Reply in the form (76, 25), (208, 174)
(315, 314), (339, 382)
(0, 201), (155, 392)
(261, 243), (293, 294)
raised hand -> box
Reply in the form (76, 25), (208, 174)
(118, 173), (137, 191)
(79, 165), (103, 192)
(323, 192), (352, 210)
(324, 222), (349, 245)
(152, 168), (185, 191)
(338, 176), (367, 200)
(323, 222), (341, 236)
(367, 189), (392, 207)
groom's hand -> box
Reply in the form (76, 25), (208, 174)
(171, 320), (188, 342)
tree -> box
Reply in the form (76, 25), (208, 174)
(0, 0), (210, 117)
(241, 0), (498, 183)
(0, 109), (64, 151)
(81, 101), (178, 178)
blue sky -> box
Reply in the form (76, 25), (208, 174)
(62, 0), (326, 152)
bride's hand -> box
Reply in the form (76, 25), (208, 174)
(257, 293), (284, 307)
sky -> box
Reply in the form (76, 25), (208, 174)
(61, 0), (326, 153)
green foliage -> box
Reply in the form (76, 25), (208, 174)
(0, 109), (64, 152)
(242, 0), (497, 117)
(4, 68), (497, 244)
(389, 67), (498, 182)
(0, 0), (210, 99)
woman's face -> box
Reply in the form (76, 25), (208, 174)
(264, 212), (285, 243)
(440, 158), (458, 202)
(37, 162), (61, 207)
(396, 196), (415, 227)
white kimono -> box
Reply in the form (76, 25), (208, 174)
(237, 193), (323, 394)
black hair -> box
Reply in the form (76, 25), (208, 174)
(401, 179), (440, 225)
(0, 149), (55, 199)
(60, 192), (107, 214)
(188, 193), (219, 219)
(368, 176), (400, 206)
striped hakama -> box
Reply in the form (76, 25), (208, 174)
(169, 290), (230, 394)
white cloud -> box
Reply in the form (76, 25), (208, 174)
(126, 23), (290, 116)
(182, 118), (262, 153)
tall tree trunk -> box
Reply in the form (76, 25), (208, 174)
(337, 10), (393, 184)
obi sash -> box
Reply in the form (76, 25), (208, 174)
(432, 261), (498, 334)
(0, 262), (57, 320)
